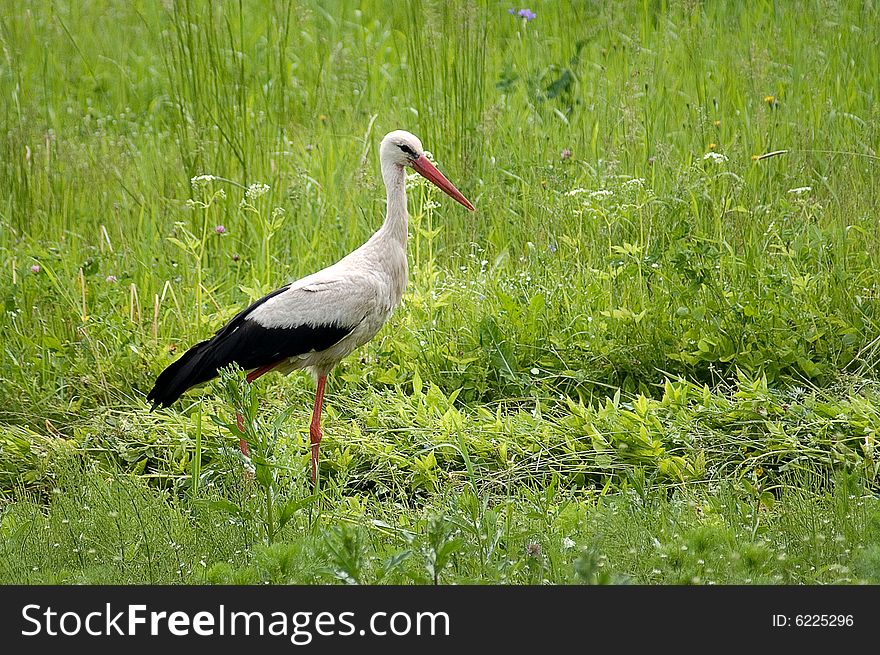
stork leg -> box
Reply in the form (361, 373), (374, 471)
(235, 363), (279, 458)
(236, 411), (249, 458)
(309, 375), (327, 485)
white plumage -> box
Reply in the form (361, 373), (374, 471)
(148, 129), (474, 483)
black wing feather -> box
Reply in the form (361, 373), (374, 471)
(146, 285), (354, 409)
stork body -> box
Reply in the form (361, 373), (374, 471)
(147, 130), (474, 483)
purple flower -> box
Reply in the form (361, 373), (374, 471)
(507, 7), (516, 14)
(106, 275), (118, 283)
(560, 148), (572, 161)
(518, 8), (536, 21)
(30, 264), (41, 274)
(215, 225), (226, 234)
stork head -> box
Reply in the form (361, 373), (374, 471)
(380, 130), (475, 211)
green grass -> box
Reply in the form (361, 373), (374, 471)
(1, 0), (879, 584)
(4, 455), (879, 584)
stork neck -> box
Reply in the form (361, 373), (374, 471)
(380, 161), (408, 247)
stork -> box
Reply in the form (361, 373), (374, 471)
(147, 130), (475, 484)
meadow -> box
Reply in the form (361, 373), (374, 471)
(1, 0), (879, 584)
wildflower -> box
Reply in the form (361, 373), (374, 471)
(507, 7), (516, 14)
(548, 243), (557, 253)
(215, 224), (227, 234)
(526, 542), (542, 558)
(530, 367), (540, 375)
(589, 189), (614, 199)
(190, 174), (216, 188)
(788, 186), (812, 195)
(703, 152), (728, 164)
(764, 95), (777, 106)
(105, 275), (118, 283)
(708, 142), (717, 150)
(30, 264), (40, 273)
(562, 537), (576, 550)
(517, 8), (537, 21)
(245, 183), (270, 200)
(405, 171), (418, 187)
(560, 148), (572, 161)
(713, 120), (721, 127)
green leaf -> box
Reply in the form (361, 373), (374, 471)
(255, 461), (274, 489)
(480, 316), (518, 382)
(380, 549), (412, 579)
(200, 499), (250, 521)
(412, 368), (423, 396)
(279, 494), (317, 529)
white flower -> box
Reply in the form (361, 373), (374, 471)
(405, 171), (424, 190)
(562, 537), (576, 550)
(624, 178), (645, 187)
(788, 186), (812, 195)
(245, 183), (270, 200)
(190, 174), (216, 188)
(590, 189), (613, 199)
(564, 188), (589, 197)
(703, 152), (728, 164)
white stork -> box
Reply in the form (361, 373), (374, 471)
(147, 130), (475, 483)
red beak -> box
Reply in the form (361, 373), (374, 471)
(410, 155), (475, 211)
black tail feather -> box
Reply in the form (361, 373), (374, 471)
(146, 339), (218, 409)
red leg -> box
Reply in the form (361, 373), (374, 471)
(237, 363), (278, 458)
(247, 363), (277, 383)
(236, 411), (249, 458)
(310, 375), (327, 485)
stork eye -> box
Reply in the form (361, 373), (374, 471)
(398, 144), (416, 157)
